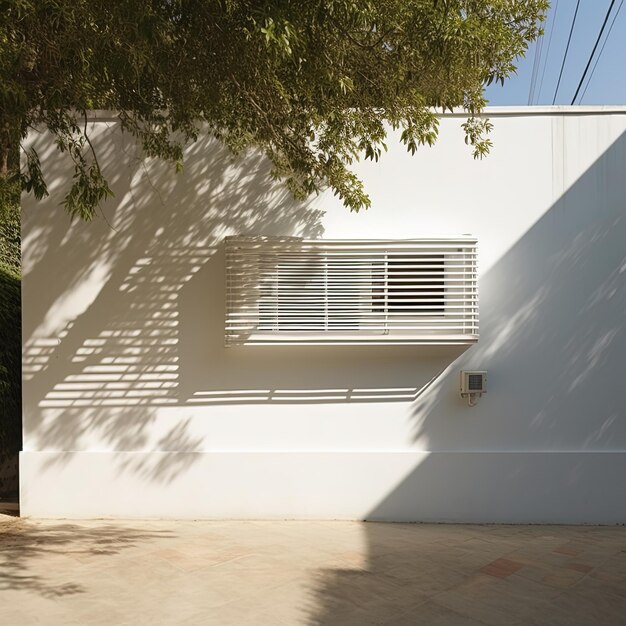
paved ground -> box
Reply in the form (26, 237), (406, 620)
(0, 516), (624, 625)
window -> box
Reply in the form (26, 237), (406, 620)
(225, 237), (478, 345)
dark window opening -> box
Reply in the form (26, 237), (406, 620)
(373, 254), (445, 316)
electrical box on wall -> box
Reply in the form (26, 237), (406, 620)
(460, 370), (487, 406)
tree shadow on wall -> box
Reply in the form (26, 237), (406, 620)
(22, 121), (325, 484)
(24, 119), (471, 486)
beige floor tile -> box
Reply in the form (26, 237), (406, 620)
(2, 516), (625, 626)
(386, 600), (488, 626)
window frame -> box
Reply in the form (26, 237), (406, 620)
(225, 237), (478, 345)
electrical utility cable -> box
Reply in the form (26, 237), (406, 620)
(553, 0), (581, 104)
(528, 26), (545, 104)
(537, 0), (560, 103)
(571, 0), (618, 104)
(580, 0), (624, 102)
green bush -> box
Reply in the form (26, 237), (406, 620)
(0, 264), (21, 454)
(0, 176), (21, 457)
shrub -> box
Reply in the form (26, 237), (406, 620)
(0, 176), (21, 460)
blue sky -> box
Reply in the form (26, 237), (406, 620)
(485, 0), (626, 105)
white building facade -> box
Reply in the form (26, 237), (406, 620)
(21, 107), (626, 521)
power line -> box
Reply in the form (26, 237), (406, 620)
(537, 0), (560, 103)
(580, 0), (624, 102)
(528, 24), (545, 104)
(572, 0), (619, 104)
(553, 0), (581, 104)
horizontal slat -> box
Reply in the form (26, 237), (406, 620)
(227, 252), (476, 258)
(227, 239), (477, 244)
(229, 300), (476, 305)
(229, 275), (474, 281)
(227, 241), (476, 248)
(227, 266), (474, 272)
(229, 282), (473, 289)
(226, 309), (478, 316)
(227, 322), (479, 327)
(228, 253), (475, 260)
(227, 336), (480, 346)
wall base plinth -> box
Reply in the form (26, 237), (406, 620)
(19, 451), (626, 523)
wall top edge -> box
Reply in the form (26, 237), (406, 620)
(477, 105), (626, 116)
(75, 105), (626, 124)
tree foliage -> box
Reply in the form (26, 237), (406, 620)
(1, 0), (547, 219)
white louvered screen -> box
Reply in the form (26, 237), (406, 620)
(225, 237), (478, 345)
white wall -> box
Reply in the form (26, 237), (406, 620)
(21, 108), (626, 521)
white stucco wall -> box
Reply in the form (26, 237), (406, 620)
(21, 107), (626, 521)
